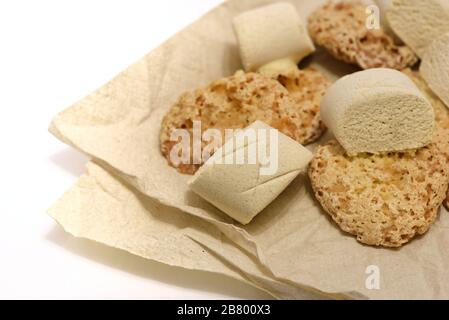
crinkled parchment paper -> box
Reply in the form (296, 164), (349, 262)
(48, 0), (449, 299)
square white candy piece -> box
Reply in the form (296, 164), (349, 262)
(188, 121), (313, 225)
(233, 2), (315, 72)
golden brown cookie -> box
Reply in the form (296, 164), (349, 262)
(308, 1), (418, 70)
(160, 70), (330, 174)
(309, 141), (449, 247)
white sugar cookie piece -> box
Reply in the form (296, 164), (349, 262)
(233, 2), (315, 72)
(188, 121), (312, 225)
(320, 68), (435, 155)
(421, 32), (449, 110)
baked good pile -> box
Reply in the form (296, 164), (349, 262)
(159, 1), (449, 247)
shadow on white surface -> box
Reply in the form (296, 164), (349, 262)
(49, 148), (89, 177)
(46, 226), (272, 300)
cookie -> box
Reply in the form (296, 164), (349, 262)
(307, 0), (418, 70)
(309, 140), (449, 247)
(160, 70), (330, 174)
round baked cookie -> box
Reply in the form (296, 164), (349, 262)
(309, 140), (449, 247)
(160, 70), (329, 174)
(307, 1), (418, 70)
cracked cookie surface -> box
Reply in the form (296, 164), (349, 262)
(309, 140), (449, 247)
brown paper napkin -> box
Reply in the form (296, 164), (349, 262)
(49, 161), (332, 299)
(49, 0), (449, 299)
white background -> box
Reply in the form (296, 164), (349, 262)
(0, 0), (272, 299)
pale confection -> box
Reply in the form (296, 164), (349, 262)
(189, 121), (313, 225)
(387, 0), (449, 58)
(233, 2), (315, 72)
(421, 32), (449, 110)
(320, 68), (434, 155)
